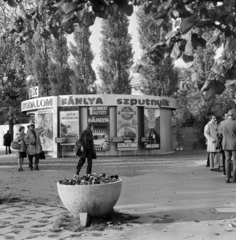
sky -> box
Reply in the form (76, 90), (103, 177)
(88, 11), (142, 81)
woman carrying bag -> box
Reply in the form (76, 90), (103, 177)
(16, 126), (27, 171)
(75, 123), (96, 176)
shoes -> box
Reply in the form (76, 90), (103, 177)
(210, 169), (214, 171)
(18, 168), (21, 172)
(216, 169), (221, 172)
(225, 179), (230, 183)
(34, 166), (39, 171)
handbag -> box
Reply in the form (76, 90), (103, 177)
(39, 150), (46, 159)
(74, 140), (82, 155)
(11, 140), (20, 150)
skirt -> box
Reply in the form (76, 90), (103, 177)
(16, 151), (27, 158)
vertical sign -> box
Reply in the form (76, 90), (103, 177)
(37, 109), (53, 151)
(88, 106), (110, 151)
(60, 111), (79, 143)
(144, 108), (160, 149)
(117, 106), (138, 150)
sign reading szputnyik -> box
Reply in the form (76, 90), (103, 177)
(88, 106), (110, 151)
(117, 106), (138, 150)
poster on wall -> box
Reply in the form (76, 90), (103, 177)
(60, 111), (79, 143)
(37, 109), (53, 151)
(88, 106), (110, 151)
(117, 106), (138, 150)
(144, 108), (160, 149)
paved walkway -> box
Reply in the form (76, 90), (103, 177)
(0, 149), (236, 239)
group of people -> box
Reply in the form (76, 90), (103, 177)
(4, 124), (42, 172)
(204, 110), (236, 183)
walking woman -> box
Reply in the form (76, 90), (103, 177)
(204, 115), (221, 171)
(16, 126), (27, 171)
(25, 124), (41, 171)
(75, 123), (96, 176)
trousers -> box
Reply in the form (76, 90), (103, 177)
(224, 150), (236, 181)
(76, 149), (93, 175)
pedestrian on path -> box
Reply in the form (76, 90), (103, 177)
(25, 124), (41, 171)
(75, 123), (96, 176)
(204, 115), (221, 172)
(219, 109), (236, 183)
(3, 130), (11, 154)
(16, 126), (27, 171)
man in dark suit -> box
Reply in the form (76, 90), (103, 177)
(219, 110), (236, 183)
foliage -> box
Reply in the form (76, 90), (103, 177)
(69, 25), (96, 94)
(136, 8), (179, 96)
(47, 33), (72, 95)
(98, 10), (133, 94)
(4, 1), (236, 100)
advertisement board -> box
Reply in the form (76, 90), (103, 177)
(60, 111), (79, 143)
(37, 109), (53, 151)
(144, 108), (160, 149)
(88, 106), (110, 151)
(117, 106), (138, 150)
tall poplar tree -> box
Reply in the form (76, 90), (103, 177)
(69, 26), (96, 94)
(47, 33), (72, 96)
(136, 8), (178, 96)
(98, 11), (133, 94)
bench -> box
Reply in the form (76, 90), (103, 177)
(60, 143), (75, 158)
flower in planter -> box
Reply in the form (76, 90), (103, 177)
(59, 173), (119, 185)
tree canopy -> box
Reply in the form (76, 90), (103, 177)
(3, 0), (236, 101)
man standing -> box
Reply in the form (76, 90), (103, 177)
(204, 115), (220, 172)
(219, 110), (236, 183)
(3, 130), (12, 154)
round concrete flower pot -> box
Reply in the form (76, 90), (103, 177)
(57, 179), (122, 226)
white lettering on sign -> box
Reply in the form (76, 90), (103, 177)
(88, 117), (110, 123)
(117, 143), (138, 148)
(29, 86), (39, 98)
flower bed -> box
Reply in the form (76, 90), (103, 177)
(59, 173), (120, 185)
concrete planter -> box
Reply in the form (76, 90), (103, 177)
(57, 179), (122, 226)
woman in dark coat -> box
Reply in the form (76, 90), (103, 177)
(3, 130), (12, 154)
(75, 123), (96, 176)
(16, 126), (27, 171)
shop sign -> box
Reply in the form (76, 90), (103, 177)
(29, 86), (39, 98)
(117, 106), (138, 150)
(88, 108), (110, 152)
(21, 97), (53, 111)
(88, 106), (109, 116)
(60, 111), (79, 143)
(145, 144), (160, 149)
(144, 108), (160, 150)
(118, 143), (138, 148)
(59, 95), (177, 109)
(37, 109), (53, 151)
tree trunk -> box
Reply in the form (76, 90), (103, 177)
(9, 119), (14, 141)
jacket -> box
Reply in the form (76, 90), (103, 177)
(3, 132), (11, 146)
(76, 130), (96, 158)
(25, 129), (41, 155)
(204, 122), (220, 153)
(16, 132), (27, 152)
(219, 118), (236, 150)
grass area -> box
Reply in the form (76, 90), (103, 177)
(52, 211), (140, 232)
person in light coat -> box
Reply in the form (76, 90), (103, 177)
(25, 124), (41, 171)
(204, 115), (220, 171)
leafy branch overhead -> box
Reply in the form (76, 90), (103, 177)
(4, 0), (236, 101)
